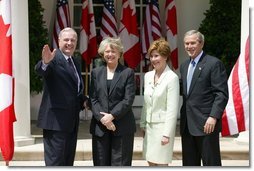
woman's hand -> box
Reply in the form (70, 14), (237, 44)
(100, 112), (116, 131)
(140, 128), (146, 138)
(161, 136), (169, 145)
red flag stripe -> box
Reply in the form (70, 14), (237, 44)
(244, 37), (250, 84)
(52, 0), (71, 49)
(99, 0), (118, 42)
(141, 0), (162, 57)
(231, 58), (245, 131)
(222, 36), (249, 136)
(101, 9), (118, 34)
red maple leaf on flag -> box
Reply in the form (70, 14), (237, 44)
(0, 18), (11, 75)
(0, 2), (16, 164)
(81, 7), (94, 36)
(166, 6), (177, 35)
(121, 5), (139, 36)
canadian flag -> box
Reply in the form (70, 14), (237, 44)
(79, 0), (97, 65)
(119, 0), (142, 69)
(0, 0), (16, 164)
(165, 0), (178, 70)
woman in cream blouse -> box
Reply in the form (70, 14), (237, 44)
(140, 38), (180, 166)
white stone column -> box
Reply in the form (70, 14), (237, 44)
(12, 0), (34, 146)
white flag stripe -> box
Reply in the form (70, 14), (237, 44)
(141, 0), (162, 57)
(166, 32), (177, 49)
(165, 0), (175, 11)
(238, 49), (249, 129)
(0, 74), (12, 112)
(222, 36), (249, 136)
(79, 31), (88, 52)
(52, 0), (71, 49)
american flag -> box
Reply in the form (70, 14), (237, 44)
(79, 0), (97, 65)
(52, 0), (71, 49)
(141, 0), (162, 58)
(0, 0), (16, 165)
(99, 0), (118, 42)
(165, 0), (178, 70)
(221, 36), (249, 136)
(119, 0), (141, 69)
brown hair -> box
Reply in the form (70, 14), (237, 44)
(147, 38), (171, 62)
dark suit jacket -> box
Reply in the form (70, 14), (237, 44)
(89, 63), (136, 137)
(35, 49), (85, 132)
(180, 53), (229, 136)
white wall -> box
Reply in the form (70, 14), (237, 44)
(31, 0), (210, 120)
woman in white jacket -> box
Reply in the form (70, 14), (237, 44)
(140, 38), (180, 166)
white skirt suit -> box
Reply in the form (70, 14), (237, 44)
(140, 66), (180, 164)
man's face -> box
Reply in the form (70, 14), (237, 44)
(184, 34), (204, 59)
(58, 31), (77, 56)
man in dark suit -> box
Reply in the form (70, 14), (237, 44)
(179, 30), (229, 166)
(89, 37), (136, 166)
(35, 27), (87, 166)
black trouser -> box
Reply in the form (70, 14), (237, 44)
(92, 132), (134, 166)
(181, 127), (221, 166)
(43, 127), (78, 166)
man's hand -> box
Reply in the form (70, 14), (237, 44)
(42, 44), (56, 64)
(83, 99), (90, 110)
(204, 116), (217, 134)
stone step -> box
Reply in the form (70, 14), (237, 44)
(1, 136), (249, 162)
(0, 160), (250, 166)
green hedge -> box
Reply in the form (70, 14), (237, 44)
(29, 0), (49, 93)
(199, 0), (241, 76)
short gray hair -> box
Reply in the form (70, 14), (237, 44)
(98, 37), (124, 58)
(58, 27), (77, 40)
(184, 30), (204, 43)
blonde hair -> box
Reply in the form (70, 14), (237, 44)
(98, 37), (124, 58)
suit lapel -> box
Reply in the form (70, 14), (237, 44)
(182, 61), (189, 95)
(155, 66), (169, 85)
(109, 64), (123, 96)
(100, 66), (108, 96)
(72, 57), (84, 92)
(56, 50), (79, 86)
(188, 54), (206, 95)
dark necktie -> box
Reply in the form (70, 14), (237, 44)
(67, 57), (79, 91)
(187, 60), (196, 94)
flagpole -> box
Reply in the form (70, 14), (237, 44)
(85, 65), (88, 96)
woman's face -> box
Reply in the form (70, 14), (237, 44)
(150, 50), (167, 71)
(103, 45), (120, 66)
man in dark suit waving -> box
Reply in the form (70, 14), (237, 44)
(35, 27), (87, 166)
(180, 30), (229, 166)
